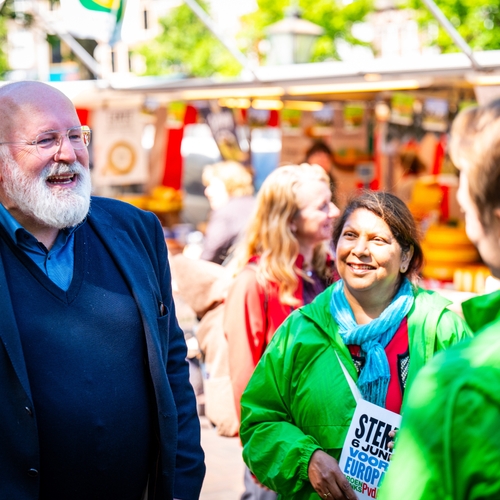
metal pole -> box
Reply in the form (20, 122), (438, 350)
(54, 31), (104, 79)
(420, 0), (483, 70)
(182, 0), (258, 80)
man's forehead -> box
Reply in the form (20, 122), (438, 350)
(0, 83), (78, 136)
(0, 80), (64, 98)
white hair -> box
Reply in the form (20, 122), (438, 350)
(0, 149), (91, 229)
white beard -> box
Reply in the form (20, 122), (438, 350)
(1, 153), (91, 229)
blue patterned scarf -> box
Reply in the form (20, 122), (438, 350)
(329, 278), (414, 408)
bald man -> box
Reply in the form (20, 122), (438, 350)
(0, 81), (205, 500)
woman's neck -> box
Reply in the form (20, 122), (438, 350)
(298, 244), (315, 271)
(343, 285), (396, 325)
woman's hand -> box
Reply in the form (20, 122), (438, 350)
(308, 450), (358, 500)
(387, 429), (398, 454)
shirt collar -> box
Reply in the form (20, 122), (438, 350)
(0, 202), (85, 246)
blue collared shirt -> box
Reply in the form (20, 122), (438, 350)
(0, 203), (83, 291)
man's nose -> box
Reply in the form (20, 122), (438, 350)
(53, 134), (77, 163)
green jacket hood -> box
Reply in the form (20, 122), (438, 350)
(462, 289), (500, 333)
(299, 284), (337, 338)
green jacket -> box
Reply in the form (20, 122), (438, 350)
(240, 286), (472, 499)
(378, 290), (500, 500)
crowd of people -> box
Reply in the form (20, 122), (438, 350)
(0, 78), (499, 500)
(197, 100), (500, 500)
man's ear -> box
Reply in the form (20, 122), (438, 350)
(493, 208), (500, 239)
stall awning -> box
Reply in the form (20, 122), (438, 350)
(32, 49), (500, 107)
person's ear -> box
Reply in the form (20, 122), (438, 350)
(400, 245), (414, 273)
(494, 208), (500, 223)
(493, 208), (500, 241)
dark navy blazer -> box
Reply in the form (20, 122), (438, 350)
(0, 197), (205, 500)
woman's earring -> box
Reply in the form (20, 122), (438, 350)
(400, 265), (407, 273)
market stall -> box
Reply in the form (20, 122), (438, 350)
(46, 49), (500, 298)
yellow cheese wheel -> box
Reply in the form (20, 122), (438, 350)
(115, 195), (149, 210)
(151, 186), (183, 202)
(423, 224), (473, 247)
(422, 243), (479, 264)
(453, 266), (491, 293)
(147, 199), (183, 213)
(422, 262), (461, 281)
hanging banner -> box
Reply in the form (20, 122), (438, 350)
(199, 106), (249, 164)
(343, 102), (365, 132)
(59, 0), (127, 44)
(421, 98), (449, 132)
(310, 104), (334, 137)
(390, 93), (414, 126)
(281, 108), (302, 133)
(162, 103), (197, 190)
(91, 107), (148, 187)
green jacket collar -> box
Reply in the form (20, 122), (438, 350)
(299, 284), (452, 333)
(299, 285), (356, 381)
(462, 290), (500, 333)
(300, 284), (336, 336)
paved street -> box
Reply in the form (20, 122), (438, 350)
(173, 283), (245, 499)
(200, 416), (245, 500)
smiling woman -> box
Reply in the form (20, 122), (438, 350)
(239, 191), (472, 500)
(332, 193), (423, 324)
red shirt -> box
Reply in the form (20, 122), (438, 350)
(347, 317), (409, 414)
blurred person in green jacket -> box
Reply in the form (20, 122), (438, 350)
(239, 191), (471, 500)
(378, 99), (500, 500)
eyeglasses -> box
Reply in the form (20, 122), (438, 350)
(0, 126), (92, 156)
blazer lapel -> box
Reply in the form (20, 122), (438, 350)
(0, 257), (33, 401)
(87, 206), (160, 331)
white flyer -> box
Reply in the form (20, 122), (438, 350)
(338, 399), (402, 499)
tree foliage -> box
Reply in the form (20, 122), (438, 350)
(405, 0), (500, 52)
(0, 14), (9, 78)
(132, 0), (500, 79)
(133, 0), (241, 78)
(133, 0), (373, 77)
(240, 0), (374, 63)
(0, 0), (14, 78)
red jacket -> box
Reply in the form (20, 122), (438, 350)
(224, 255), (333, 421)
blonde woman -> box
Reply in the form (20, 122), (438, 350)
(201, 161), (255, 265)
(224, 164), (340, 419)
(224, 164), (339, 499)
